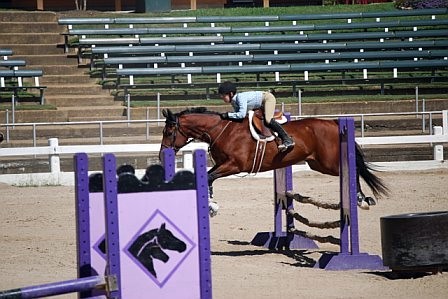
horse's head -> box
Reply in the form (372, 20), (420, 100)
(156, 223), (186, 253)
(159, 107), (221, 161)
(159, 109), (189, 159)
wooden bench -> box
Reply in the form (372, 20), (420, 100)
(101, 48), (448, 79)
(114, 57), (448, 99)
(57, 9), (448, 100)
(58, 8), (448, 53)
(1, 49), (13, 61)
(107, 36), (447, 99)
(94, 39), (448, 79)
(85, 27), (448, 67)
(76, 18), (448, 64)
(0, 60), (27, 70)
(0, 69), (46, 105)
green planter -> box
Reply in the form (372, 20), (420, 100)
(136, 0), (171, 12)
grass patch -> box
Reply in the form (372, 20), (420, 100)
(57, 3), (397, 18)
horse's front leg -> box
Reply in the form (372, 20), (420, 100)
(206, 163), (240, 217)
(207, 165), (220, 217)
(207, 165), (219, 199)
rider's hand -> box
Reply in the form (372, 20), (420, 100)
(220, 112), (229, 119)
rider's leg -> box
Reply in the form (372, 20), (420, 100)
(268, 119), (295, 152)
(263, 92), (294, 152)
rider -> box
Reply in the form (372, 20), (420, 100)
(218, 81), (295, 152)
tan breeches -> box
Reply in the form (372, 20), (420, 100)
(262, 92), (276, 122)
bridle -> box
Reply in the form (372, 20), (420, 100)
(161, 115), (193, 152)
(161, 113), (230, 153)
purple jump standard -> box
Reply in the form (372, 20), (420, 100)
(252, 116), (386, 270)
(251, 112), (318, 250)
(316, 117), (385, 270)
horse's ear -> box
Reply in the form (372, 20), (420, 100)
(160, 223), (166, 230)
(164, 109), (175, 120)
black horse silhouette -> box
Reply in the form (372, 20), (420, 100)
(128, 223), (187, 278)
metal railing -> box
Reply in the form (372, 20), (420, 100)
(0, 110), (446, 186)
(2, 110), (446, 146)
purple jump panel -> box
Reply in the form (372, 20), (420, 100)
(315, 117), (385, 270)
(116, 191), (201, 296)
(75, 149), (211, 299)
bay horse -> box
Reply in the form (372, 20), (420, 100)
(159, 107), (388, 209)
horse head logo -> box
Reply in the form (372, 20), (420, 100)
(128, 223), (186, 278)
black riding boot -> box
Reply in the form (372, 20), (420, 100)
(268, 119), (295, 152)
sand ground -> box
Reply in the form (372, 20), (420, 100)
(0, 169), (447, 298)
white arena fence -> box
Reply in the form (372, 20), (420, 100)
(0, 110), (446, 186)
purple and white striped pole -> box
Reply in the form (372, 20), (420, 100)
(0, 276), (106, 299)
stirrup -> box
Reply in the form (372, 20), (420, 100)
(278, 139), (295, 152)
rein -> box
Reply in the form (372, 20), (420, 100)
(209, 121), (231, 149)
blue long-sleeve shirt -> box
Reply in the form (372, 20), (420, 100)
(227, 91), (264, 119)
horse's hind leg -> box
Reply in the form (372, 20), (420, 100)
(307, 159), (375, 209)
(356, 170), (376, 209)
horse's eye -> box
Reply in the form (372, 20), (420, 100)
(163, 127), (174, 136)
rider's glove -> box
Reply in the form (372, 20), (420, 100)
(220, 112), (229, 119)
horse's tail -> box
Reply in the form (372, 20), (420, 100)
(355, 143), (389, 198)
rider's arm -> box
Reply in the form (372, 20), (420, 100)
(227, 94), (247, 119)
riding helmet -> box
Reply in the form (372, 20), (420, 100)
(218, 81), (237, 95)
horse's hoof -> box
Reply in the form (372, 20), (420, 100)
(357, 200), (370, 210)
(365, 197), (376, 206)
(209, 201), (219, 217)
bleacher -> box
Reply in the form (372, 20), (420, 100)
(0, 49), (46, 105)
(58, 8), (448, 100)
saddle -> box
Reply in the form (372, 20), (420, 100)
(248, 109), (287, 141)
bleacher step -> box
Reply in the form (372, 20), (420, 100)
(44, 84), (108, 95)
(57, 106), (126, 119)
(3, 124), (164, 143)
(0, 9), (118, 117)
(0, 33), (63, 44)
(46, 95), (119, 107)
(32, 65), (87, 75)
(0, 22), (61, 33)
(14, 54), (78, 65)
(41, 74), (95, 84)
(0, 11), (57, 22)
(1, 44), (61, 55)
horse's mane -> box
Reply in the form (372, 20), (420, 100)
(178, 107), (219, 116)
